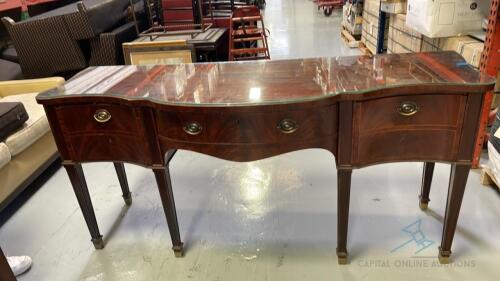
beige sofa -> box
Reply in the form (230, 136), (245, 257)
(0, 77), (64, 211)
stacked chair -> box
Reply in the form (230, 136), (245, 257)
(1, 0), (147, 79)
(162, 0), (196, 27)
(229, 5), (269, 61)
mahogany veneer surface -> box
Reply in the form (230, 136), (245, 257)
(36, 51), (496, 265)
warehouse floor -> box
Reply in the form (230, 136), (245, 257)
(1, 0), (500, 281)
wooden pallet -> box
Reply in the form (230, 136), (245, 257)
(340, 26), (360, 48)
(480, 166), (500, 190)
(358, 42), (374, 56)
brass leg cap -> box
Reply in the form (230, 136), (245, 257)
(419, 201), (429, 210)
(173, 244), (184, 258)
(123, 193), (132, 206)
(338, 256), (349, 265)
(438, 253), (450, 264)
(123, 196), (132, 206)
(92, 237), (105, 250)
(336, 249), (349, 265)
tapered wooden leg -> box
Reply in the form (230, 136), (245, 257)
(337, 168), (352, 265)
(64, 163), (104, 249)
(153, 165), (183, 257)
(439, 164), (470, 264)
(114, 162), (132, 205)
(0, 247), (16, 281)
(419, 162), (435, 210)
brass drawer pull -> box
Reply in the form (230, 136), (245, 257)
(278, 119), (298, 134)
(94, 109), (111, 123)
(184, 122), (202, 135)
(398, 102), (419, 116)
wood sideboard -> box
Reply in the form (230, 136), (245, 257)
(36, 51), (495, 265)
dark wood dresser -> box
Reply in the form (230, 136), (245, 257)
(36, 51), (495, 266)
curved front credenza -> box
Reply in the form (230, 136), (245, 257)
(37, 52), (495, 265)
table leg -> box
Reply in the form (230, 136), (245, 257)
(153, 164), (183, 257)
(0, 247), (16, 281)
(113, 162), (132, 205)
(438, 164), (470, 264)
(337, 168), (352, 265)
(419, 162), (435, 210)
(64, 163), (104, 249)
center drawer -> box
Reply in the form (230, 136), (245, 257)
(155, 106), (337, 145)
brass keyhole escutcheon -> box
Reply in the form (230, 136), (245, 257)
(184, 122), (202, 135)
(94, 109), (111, 123)
(278, 119), (298, 134)
(398, 102), (419, 116)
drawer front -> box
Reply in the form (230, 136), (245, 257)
(353, 94), (467, 165)
(56, 104), (139, 136)
(67, 134), (152, 164)
(156, 106), (337, 145)
(54, 103), (153, 165)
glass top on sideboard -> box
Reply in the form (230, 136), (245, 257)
(38, 51), (496, 106)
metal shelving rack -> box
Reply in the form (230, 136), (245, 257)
(376, 8), (387, 54)
(473, 0), (500, 167)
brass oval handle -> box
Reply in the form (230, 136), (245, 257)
(398, 102), (419, 116)
(277, 119), (298, 134)
(94, 109), (111, 123)
(183, 122), (202, 135)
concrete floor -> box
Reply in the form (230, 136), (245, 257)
(2, 0), (500, 280)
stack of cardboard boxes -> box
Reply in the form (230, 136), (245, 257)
(361, 0), (389, 54)
(342, 1), (364, 37)
(421, 36), (484, 68)
(387, 14), (422, 54)
(380, 0), (406, 14)
(383, 0), (485, 68)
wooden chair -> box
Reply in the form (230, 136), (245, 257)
(229, 5), (269, 61)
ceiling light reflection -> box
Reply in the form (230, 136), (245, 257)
(249, 87), (262, 101)
(239, 164), (271, 219)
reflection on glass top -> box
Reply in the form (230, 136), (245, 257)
(38, 52), (495, 106)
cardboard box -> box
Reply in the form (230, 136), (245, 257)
(387, 14), (483, 68)
(363, 0), (381, 15)
(421, 36), (484, 68)
(381, 0), (407, 14)
(406, 0), (485, 38)
(388, 14), (423, 54)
